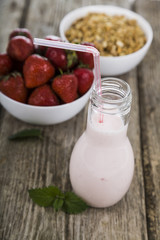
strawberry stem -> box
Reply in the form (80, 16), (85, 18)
(58, 68), (63, 75)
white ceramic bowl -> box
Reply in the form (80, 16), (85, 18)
(59, 5), (153, 76)
(0, 88), (91, 125)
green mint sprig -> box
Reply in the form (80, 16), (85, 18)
(8, 129), (43, 140)
(28, 186), (88, 214)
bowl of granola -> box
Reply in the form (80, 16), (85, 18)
(59, 5), (153, 76)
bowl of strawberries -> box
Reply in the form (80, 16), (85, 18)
(0, 29), (94, 125)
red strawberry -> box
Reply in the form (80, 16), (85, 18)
(52, 74), (78, 103)
(39, 35), (61, 54)
(0, 53), (13, 76)
(45, 47), (67, 71)
(9, 28), (33, 42)
(77, 42), (95, 69)
(45, 35), (61, 41)
(23, 54), (55, 88)
(74, 68), (94, 95)
(28, 84), (59, 106)
(45, 47), (78, 71)
(0, 72), (28, 103)
(7, 36), (34, 61)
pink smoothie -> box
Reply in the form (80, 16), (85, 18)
(69, 113), (134, 208)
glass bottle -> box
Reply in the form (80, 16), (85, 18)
(69, 78), (134, 208)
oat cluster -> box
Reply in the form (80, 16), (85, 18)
(65, 13), (146, 56)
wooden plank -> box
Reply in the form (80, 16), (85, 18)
(0, 1), (29, 239)
(0, 0), (29, 133)
(136, 0), (160, 239)
(0, 0), (27, 52)
(0, 0), (27, 137)
(0, 0), (148, 239)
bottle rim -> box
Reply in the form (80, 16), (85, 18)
(92, 77), (132, 105)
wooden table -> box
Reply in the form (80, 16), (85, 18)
(0, 0), (159, 239)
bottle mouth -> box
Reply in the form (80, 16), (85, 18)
(91, 77), (132, 115)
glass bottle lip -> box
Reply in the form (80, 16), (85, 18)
(92, 77), (132, 105)
(91, 77), (132, 116)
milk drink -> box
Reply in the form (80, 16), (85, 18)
(69, 78), (134, 208)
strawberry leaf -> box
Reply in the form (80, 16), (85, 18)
(78, 62), (90, 69)
(58, 68), (64, 75)
(11, 71), (22, 78)
(66, 50), (78, 68)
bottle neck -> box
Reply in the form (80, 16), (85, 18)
(87, 78), (132, 134)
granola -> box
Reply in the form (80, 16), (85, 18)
(65, 13), (146, 56)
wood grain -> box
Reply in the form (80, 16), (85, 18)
(136, 1), (160, 239)
(0, 0), (27, 52)
(0, 0), (158, 239)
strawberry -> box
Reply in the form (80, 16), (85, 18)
(45, 47), (78, 71)
(7, 36), (34, 61)
(45, 47), (67, 71)
(74, 68), (94, 95)
(28, 84), (59, 106)
(52, 74), (78, 103)
(39, 35), (61, 54)
(0, 72), (28, 103)
(45, 35), (61, 41)
(0, 53), (13, 76)
(23, 54), (55, 88)
(9, 28), (33, 42)
(77, 42), (95, 69)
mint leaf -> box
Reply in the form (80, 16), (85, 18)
(8, 129), (42, 140)
(28, 186), (88, 214)
(62, 192), (88, 214)
(28, 186), (62, 207)
(53, 198), (64, 212)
